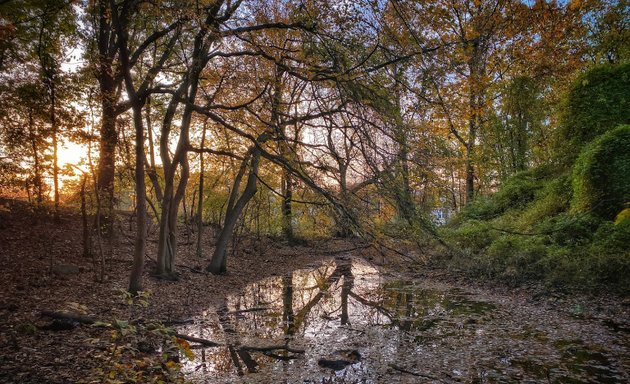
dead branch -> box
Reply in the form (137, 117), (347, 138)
(174, 333), (221, 347)
(388, 363), (446, 382)
(40, 311), (95, 324)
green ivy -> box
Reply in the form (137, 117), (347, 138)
(571, 125), (630, 219)
(558, 62), (630, 160)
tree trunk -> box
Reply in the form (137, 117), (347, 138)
(281, 170), (294, 242)
(392, 65), (416, 222)
(97, 88), (117, 214)
(464, 37), (485, 204)
(207, 150), (260, 274)
(196, 123), (206, 258)
(80, 175), (91, 259)
(465, 142), (475, 204)
(129, 104), (146, 294)
(145, 96), (163, 203)
(28, 109), (43, 205)
(335, 163), (353, 237)
(156, 187), (173, 275)
(95, 0), (118, 227)
(50, 83), (59, 220)
(155, 42), (206, 276)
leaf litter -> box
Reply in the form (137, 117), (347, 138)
(0, 199), (628, 383)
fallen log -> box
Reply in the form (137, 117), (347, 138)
(174, 333), (221, 347)
(177, 333), (305, 354)
(226, 307), (270, 315)
(40, 311), (95, 324)
(39, 311), (304, 355)
(241, 344), (305, 354)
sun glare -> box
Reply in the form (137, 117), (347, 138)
(58, 141), (88, 168)
(57, 141), (89, 189)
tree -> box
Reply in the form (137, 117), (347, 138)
(0, 0), (80, 210)
(0, 83), (50, 203)
(106, 0), (184, 290)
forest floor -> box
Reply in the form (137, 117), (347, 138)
(0, 198), (628, 383)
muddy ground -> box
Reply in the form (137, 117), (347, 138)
(0, 199), (628, 383)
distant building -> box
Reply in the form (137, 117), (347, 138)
(431, 207), (453, 226)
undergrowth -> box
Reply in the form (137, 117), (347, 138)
(441, 166), (630, 294)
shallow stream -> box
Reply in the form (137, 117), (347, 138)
(178, 257), (629, 383)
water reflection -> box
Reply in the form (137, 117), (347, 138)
(178, 257), (629, 383)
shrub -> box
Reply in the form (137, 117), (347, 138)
(588, 220), (630, 293)
(541, 246), (592, 290)
(462, 167), (552, 221)
(517, 174), (572, 228)
(484, 235), (546, 283)
(571, 125), (630, 219)
(445, 221), (496, 253)
(547, 212), (603, 246)
(559, 63), (630, 158)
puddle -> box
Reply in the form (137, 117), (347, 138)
(177, 258), (629, 383)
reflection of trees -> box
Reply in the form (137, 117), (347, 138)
(291, 262), (345, 331)
(348, 292), (394, 324)
(282, 271), (294, 337)
(340, 262), (353, 325)
(189, 260), (454, 377)
(195, 261), (349, 373)
(349, 284), (444, 332)
(177, 258), (497, 384)
(217, 298), (258, 375)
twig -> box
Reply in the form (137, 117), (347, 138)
(262, 351), (300, 360)
(242, 344), (305, 354)
(174, 333), (221, 347)
(388, 363), (445, 382)
(227, 307), (269, 315)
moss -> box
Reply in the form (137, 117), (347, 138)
(615, 207), (630, 224)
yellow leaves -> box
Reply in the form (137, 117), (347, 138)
(175, 337), (195, 360)
(568, 0), (583, 11)
(614, 207), (630, 225)
(65, 302), (89, 314)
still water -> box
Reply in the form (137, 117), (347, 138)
(178, 257), (629, 383)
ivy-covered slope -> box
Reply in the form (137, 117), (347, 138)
(442, 64), (630, 293)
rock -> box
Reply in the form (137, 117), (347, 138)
(318, 350), (361, 371)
